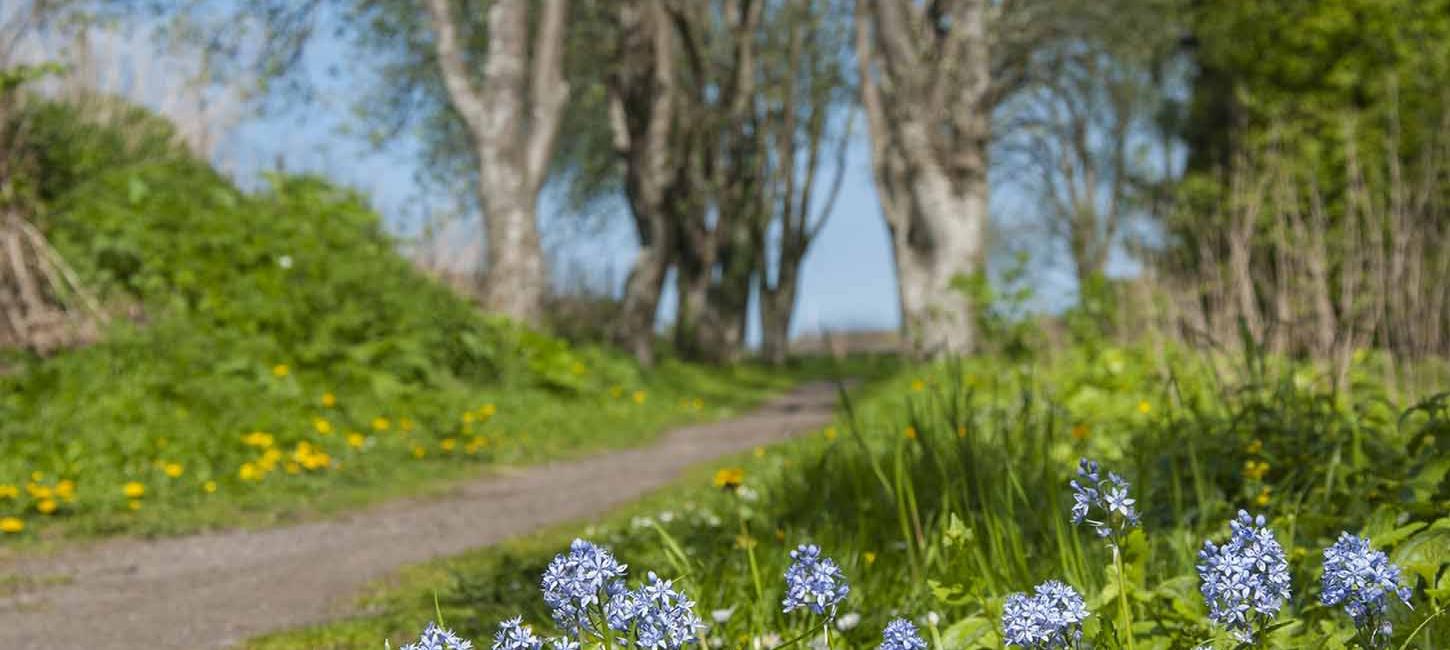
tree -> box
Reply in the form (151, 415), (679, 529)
(607, 0), (677, 366)
(854, 0), (995, 358)
(422, 0), (567, 323)
(755, 0), (853, 365)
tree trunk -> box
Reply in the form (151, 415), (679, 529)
(424, 0), (567, 324)
(855, 0), (992, 358)
(609, 0), (676, 366)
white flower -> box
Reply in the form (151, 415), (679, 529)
(925, 611), (940, 627)
(711, 608), (735, 624)
(737, 486), (759, 502)
(835, 612), (861, 631)
(754, 632), (781, 650)
(659, 511), (676, 523)
(277, 254), (293, 269)
(708, 638), (724, 649)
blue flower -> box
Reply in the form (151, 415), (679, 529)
(1322, 532), (1412, 644)
(781, 544), (850, 616)
(1001, 580), (1088, 649)
(492, 618), (541, 650)
(605, 572), (703, 650)
(1197, 511), (1292, 644)
(403, 622), (474, 650)
(542, 539), (629, 633)
(1069, 459), (1140, 539)
(878, 619), (927, 650)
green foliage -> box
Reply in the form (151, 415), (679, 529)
(0, 98), (804, 541)
(257, 347), (1449, 649)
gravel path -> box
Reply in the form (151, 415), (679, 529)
(0, 382), (840, 650)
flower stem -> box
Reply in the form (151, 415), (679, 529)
(1113, 543), (1135, 650)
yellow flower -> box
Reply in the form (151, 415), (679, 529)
(347, 433), (366, 449)
(56, 480), (76, 501)
(321, 392), (337, 408)
(122, 481), (146, 498)
(692, 398), (704, 410)
(957, 425), (968, 439)
(904, 426), (918, 440)
(203, 481), (218, 494)
(400, 418), (415, 432)
(911, 379), (926, 392)
(632, 390), (647, 405)
(36, 499), (57, 515)
(441, 438), (458, 452)
(30, 471), (43, 482)
(571, 362), (587, 375)
(26, 483), (52, 500)
(0, 484), (17, 499)
(823, 426), (838, 441)
(1071, 424), (1089, 441)
(1137, 400), (1152, 415)
(313, 418), (333, 435)
(284, 461), (301, 475)
(239, 463), (262, 482)
(863, 551), (877, 565)
(411, 445), (427, 459)
(371, 417), (391, 432)
(272, 364), (290, 378)
(1243, 460), (1270, 481)
(242, 432), (275, 448)
(127, 499), (142, 511)
(462, 412), (476, 424)
(713, 467), (745, 490)
(163, 463), (184, 478)
(0, 517), (24, 533)
(1246, 439), (1263, 454)
(1255, 487), (1272, 506)
(480, 403), (497, 418)
(753, 446), (766, 459)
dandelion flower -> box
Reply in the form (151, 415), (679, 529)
(272, 364), (290, 378)
(1137, 400), (1152, 414)
(163, 463), (184, 478)
(441, 438), (458, 452)
(26, 483), (52, 500)
(36, 499), (57, 515)
(347, 433), (367, 449)
(239, 463), (262, 482)
(0, 517), (23, 533)
(0, 484), (17, 499)
(823, 427), (837, 441)
(632, 390), (648, 405)
(712, 468), (744, 491)
(903, 426), (917, 440)
(321, 392), (336, 408)
(122, 482), (146, 498)
(372, 417), (391, 432)
(56, 480), (76, 501)
(313, 418), (333, 435)
(910, 379), (926, 392)
(127, 499), (143, 511)
(203, 481), (218, 494)
(782, 544), (850, 617)
(877, 619), (925, 650)
(412, 446), (427, 459)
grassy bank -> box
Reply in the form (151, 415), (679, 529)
(248, 344), (1448, 649)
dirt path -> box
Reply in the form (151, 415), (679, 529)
(0, 382), (841, 650)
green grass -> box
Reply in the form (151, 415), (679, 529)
(0, 97), (890, 545)
(247, 343), (1449, 650)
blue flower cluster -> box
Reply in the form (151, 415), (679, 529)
(542, 538), (629, 633)
(1069, 459), (1140, 539)
(1197, 510), (1292, 643)
(877, 618), (927, 650)
(605, 572), (704, 650)
(492, 618), (542, 650)
(1000, 580), (1088, 649)
(781, 543), (851, 616)
(403, 622), (474, 650)
(1321, 532), (1412, 644)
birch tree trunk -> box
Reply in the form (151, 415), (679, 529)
(855, 0), (993, 358)
(424, 0), (568, 324)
